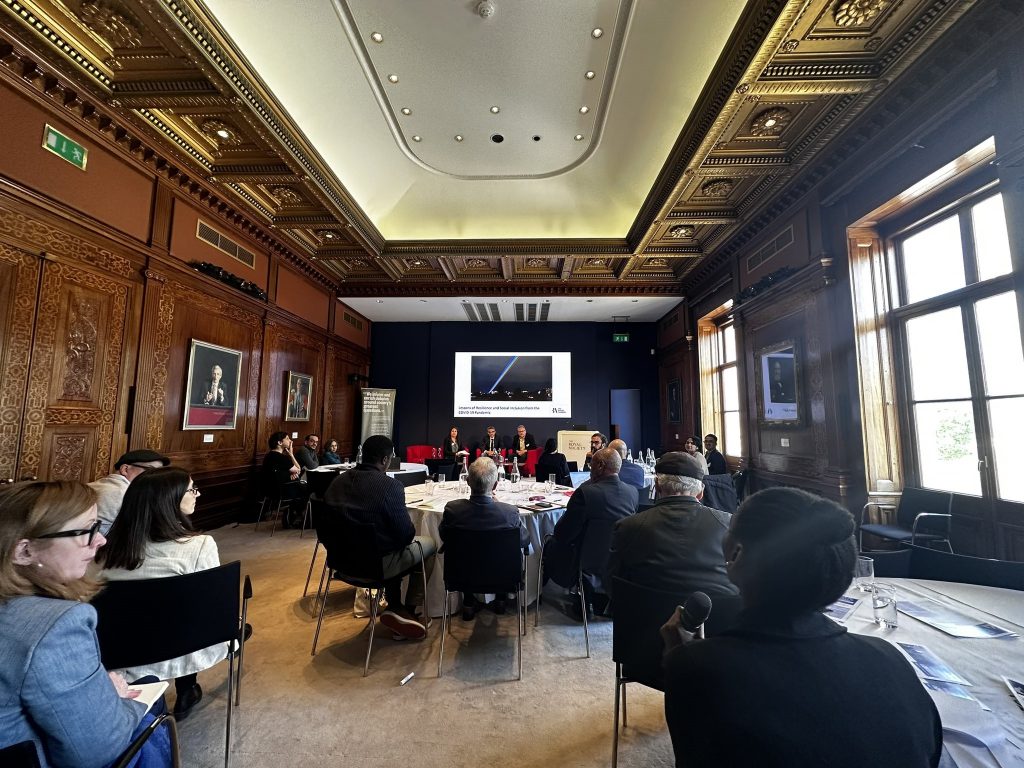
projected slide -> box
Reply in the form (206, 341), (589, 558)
(454, 352), (571, 418)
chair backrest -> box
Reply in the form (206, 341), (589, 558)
(91, 561), (242, 670)
(732, 469), (748, 502)
(405, 444), (434, 463)
(567, 461), (579, 473)
(579, 517), (618, 576)
(908, 545), (1024, 591)
(896, 487), (952, 533)
(305, 471), (336, 499)
(0, 741), (40, 767)
(396, 470), (426, 488)
(611, 576), (742, 689)
(440, 527), (523, 594)
(315, 512), (384, 584)
(869, 547), (913, 578)
(524, 447), (542, 476)
(702, 473), (738, 514)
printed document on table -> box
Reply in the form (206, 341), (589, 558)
(823, 595), (861, 624)
(897, 597), (1018, 638)
(896, 642), (972, 685)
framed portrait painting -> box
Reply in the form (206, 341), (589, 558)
(183, 340), (242, 430)
(285, 371), (313, 422)
(755, 339), (802, 427)
(667, 378), (682, 424)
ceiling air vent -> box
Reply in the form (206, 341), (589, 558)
(196, 220), (256, 269)
(746, 225), (793, 274)
(514, 302), (550, 321)
(462, 303), (479, 321)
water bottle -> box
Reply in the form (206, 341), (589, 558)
(459, 457), (469, 491)
(627, 448), (633, 463)
(510, 456), (520, 488)
(355, 444), (362, 465)
(497, 458), (506, 480)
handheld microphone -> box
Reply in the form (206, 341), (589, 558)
(679, 591), (713, 634)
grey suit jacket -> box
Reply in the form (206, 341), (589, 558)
(0, 596), (145, 767)
(439, 494), (529, 549)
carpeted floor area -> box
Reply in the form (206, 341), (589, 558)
(171, 522), (675, 767)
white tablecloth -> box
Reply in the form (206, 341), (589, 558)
(404, 482), (569, 618)
(844, 579), (1024, 767)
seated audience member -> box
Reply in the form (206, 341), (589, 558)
(608, 439), (645, 491)
(609, 452), (736, 598)
(261, 431), (305, 527)
(534, 438), (571, 487)
(582, 432), (607, 471)
(321, 438), (342, 466)
(88, 449), (169, 534)
(439, 458), (529, 619)
(703, 433), (728, 475)
(683, 435), (709, 476)
(97, 466), (232, 720)
(325, 435), (436, 639)
(543, 447), (637, 619)
(661, 487), (942, 768)
(294, 434), (320, 471)
(0, 481), (173, 767)
(511, 424), (536, 462)
(480, 425), (503, 460)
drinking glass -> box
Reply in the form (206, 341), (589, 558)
(547, 474), (556, 493)
(855, 556), (874, 592)
(871, 583), (898, 628)
(424, 478), (435, 496)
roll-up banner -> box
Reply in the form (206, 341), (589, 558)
(359, 388), (396, 444)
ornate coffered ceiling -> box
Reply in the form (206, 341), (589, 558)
(0, 0), (980, 299)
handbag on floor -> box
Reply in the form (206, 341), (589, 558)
(352, 588), (386, 618)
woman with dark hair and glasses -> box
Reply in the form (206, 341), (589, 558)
(682, 435), (708, 476)
(97, 466), (227, 721)
(0, 481), (172, 767)
(660, 487), (941, 767)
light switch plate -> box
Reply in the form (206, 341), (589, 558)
(203, 434), (214, 444)
(780, 437), (790, 447)
(292, 432), (299, 439)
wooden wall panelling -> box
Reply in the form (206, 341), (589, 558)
(0, 240), (41, 479)
(658, 341), (695, 453)
(20, 254), (141, 482)
(325, 342), (369, 459)
(259, 316), (326, 454)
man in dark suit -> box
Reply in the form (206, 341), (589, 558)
(704, 433), (728, 475)
(543, 447), (638, 619)
(325, 435), (436, 640)
(609, 438), (645, 492)
(480, 425), (502, 461)
(439, 458), (529, 619)
(511, 424), (536, 462)
(609, 451), (737, 598)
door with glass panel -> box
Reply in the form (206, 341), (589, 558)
(893, 189), (1023, 555)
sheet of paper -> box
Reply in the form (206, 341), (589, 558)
(898, 642), (972, 686)
(823, 594), (862, 624)
(128, 680), (169, 715)
(898, 597), (1018, 639)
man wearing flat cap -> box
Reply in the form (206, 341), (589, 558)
(89, 448), (171, 533)
(609, 451), (737, 598)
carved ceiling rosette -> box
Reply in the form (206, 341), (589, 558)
(585, 258), (607, 267)
(267, 186), (304, 207)
(749, 108), (792, 138)
(200, 119), (242, 147)
(833, 0), (888, 28)
(668, 225), (694, 239)
(701, 179), (734, 198)
(646, 258), (669, 267)
(465, 258), (488, 268)
(526, 258), (547, 268)
(77, 0), (143, 49)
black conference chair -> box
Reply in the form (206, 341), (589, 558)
(908, 545), (1024, 591)
(255, 477), (310, 537)
(310, 515), (429, 675)
(0, 715), (180, 768)
(702, 473), (738, 514)
(609, 576), (742, 768)
(437, 527), (526, 680)
(867, 546), (913, 579)
(90, 561), (251, 768)
(396, 469), (427, 488)
(301, 495), (328, 610)
(535, 517), (618, 658)
(859, 486), (953, 552)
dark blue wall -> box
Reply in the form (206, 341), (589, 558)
(369, 322), (660, 455)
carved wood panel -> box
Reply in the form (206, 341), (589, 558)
(19, 259), (133, 481)
(258, 318), (326, 453)
(325, 343), (367, 458)
(0, 241), (41, 479)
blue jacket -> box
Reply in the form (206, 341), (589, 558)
(618, 461), (646, 491)
(0, 596), (145, 767)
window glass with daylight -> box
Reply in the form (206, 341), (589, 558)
(893, 188), (1021, 501)
(717, 322), (742, 456)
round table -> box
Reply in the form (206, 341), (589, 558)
(403, 481), (570, 618)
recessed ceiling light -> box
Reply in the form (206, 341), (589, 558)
(387, 74), (399, 83)
(370, 32), (383, 43)
(585, 71), (596, 80)
(490, 105), (500, 114)
(376, 299), (384, 303)
(454, 135), (464, 142)
(579, 106), (590, 114)
(574, 134), (584, 141)
(632, 299), (639, 303)
(215, 128), (231, 139)
(592, 28), (603, 38)
(764, 117), (777, 128)
(419, 298), (428, 302)
(400, 107), (411, 115)
(412, 135), (422, 142)
(323, 232), (335, 239)
(586, 299), (594, 303)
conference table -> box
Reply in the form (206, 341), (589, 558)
(403, 481), (570, 618)
(839, 578), (1024, 767)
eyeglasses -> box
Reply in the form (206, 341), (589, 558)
(186, 486), (201, 496)
(35, 519), (103, 547)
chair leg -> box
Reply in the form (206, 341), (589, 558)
(521, 560), (529, 635)
(311, 573), (332, 655)
(612, 666), (621, 768)
(415, 539), (430, 622)
(535, 539), (547, 628)
(311, 561), (329, 618)
(269, 499), (282, 537)
(363, 587), (382, 677)
(299, 500), (312, 539)
(302, 539), (321, 600)
(235, 597), (249, 708)
(254, 497), (268, 531)
(622, 681), (628, 727)
(578, 573), (591, 659)
(438, 589), (450, 677)
(224, 652), (234, 768)
(517, 585), (524, 681)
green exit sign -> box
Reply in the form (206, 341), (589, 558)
(42, 124), (88, 170)
(612, 332), (630, 343)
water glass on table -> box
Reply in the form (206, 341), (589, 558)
(546, 474), (556, 493)
(871, 582), (898, 628)
(424, 478), (435, 496)
(855, 555), (874, 592)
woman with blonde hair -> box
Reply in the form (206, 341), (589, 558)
(0, 481), (171, 766)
